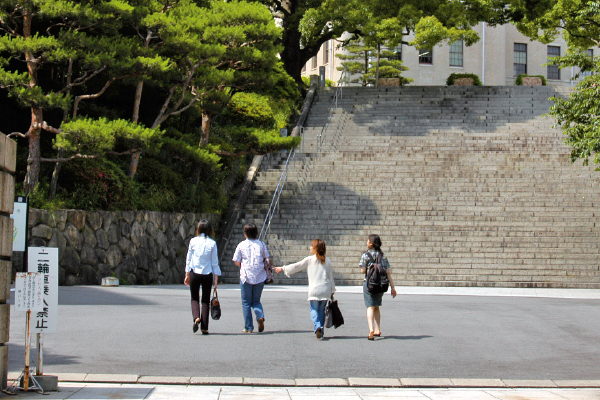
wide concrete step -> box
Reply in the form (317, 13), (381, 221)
(219, 86), (600, 288)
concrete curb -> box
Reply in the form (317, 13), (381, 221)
(7, 373), (600, 388)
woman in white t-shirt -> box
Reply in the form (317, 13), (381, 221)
(274, 239), (335, 339)
(232, 223), (270, 333)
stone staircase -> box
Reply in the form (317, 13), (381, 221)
(220, 86), (600, 288)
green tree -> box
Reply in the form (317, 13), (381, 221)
(294, 0), (488, 85)
(0, 0), (163, 194)
(336, 41), (376, 85)
(549, 64), (600, 168)
(121, 0), (293, 177)
(337, 40), (411, 86)
(514, 0), (599, 49)
(512, 0), (600, 168)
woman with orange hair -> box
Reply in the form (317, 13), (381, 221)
(274, 239), (335, 339)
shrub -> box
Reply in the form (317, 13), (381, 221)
(301, 76), (335, 87)
(133, 157), (186, 211)
(515, 74), (547, 86)
(55, 158), (134, 210)
(446, 73), (482, 86)
(227, 93), (276, 128)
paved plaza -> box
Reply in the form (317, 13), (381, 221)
(5, 285), (600, 398)
(4, 382), (600, 400)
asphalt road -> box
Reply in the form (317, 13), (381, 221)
(7, 285), (600, 380)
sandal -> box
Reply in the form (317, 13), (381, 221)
(368, 331), (374, 341)
(374, 332), (381, 337)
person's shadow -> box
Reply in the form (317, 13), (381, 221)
(322, 334), (433, 341)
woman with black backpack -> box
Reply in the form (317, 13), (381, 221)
(360, 234), (397, 340)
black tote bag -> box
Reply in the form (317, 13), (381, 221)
(211, 288), (221, 320)
(324, 295), (344, 328)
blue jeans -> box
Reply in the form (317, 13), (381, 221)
(310, 300), (327, 334)
(240, 280), (265, 331)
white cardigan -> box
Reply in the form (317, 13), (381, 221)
(282, 255), (336, 300)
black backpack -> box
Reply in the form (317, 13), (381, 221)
(364, 251), (389, 294)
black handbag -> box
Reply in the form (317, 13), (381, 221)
(324, 295), (344, 329)
(210, 288), (221, 320)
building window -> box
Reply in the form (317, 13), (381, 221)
(547, 45), (561, 80)
(449, 40), (463, 67)
(311, 56), (317, 69)
(419, 47), (433, 64)
(323, 41), (329, 65)
(388, 45), (402, 61)
(583, 49), (593, 78)
(514, 43), (527, 76)
(302, 63), (306, 73)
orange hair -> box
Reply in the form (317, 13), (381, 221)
(311, 239), (326, 264)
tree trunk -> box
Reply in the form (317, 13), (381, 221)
(24, 108), (43, 195)
(127, 31), (151, 179)
(278, 11), (335, 85)
(128, 150), (141, 178)
(50, 58), (74, 199)
(23, 9), (43, 195)
(132, 81), (143, 123)
(49, 148), (63, 199)
(127, 81), (145, 177)
(200, 112), (212, 146)
(280, 23), (316, 85)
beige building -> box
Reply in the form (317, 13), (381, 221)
(302, 23), (598, 86)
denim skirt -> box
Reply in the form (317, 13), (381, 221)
(363, 281), (383, 307)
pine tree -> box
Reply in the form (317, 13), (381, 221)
(337, 40), (411, 86)
(0, 0), (164, 194)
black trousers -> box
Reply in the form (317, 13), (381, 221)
(190, 272), (213, 331)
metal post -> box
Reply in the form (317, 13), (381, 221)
(36, 334), (43, 376)
(482, 22), (486, 85)
(23, 311), (30, 391)
(319, 66), (325, 87)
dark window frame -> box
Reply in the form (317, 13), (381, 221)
(514, 43), (527, 76)
(449, 40), (463, 67)
(547, 45), (561, 80)
(388, 45), (402, 61)
(419, 47), (433, 65)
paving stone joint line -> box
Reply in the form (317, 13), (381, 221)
(8, 373), (600, 389)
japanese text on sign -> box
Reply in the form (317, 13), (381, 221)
(28, 247), (59, 333)
(14, 273), (44, 312)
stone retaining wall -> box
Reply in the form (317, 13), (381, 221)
(14, 209), (218, 286)
(0, 133), (16, 390)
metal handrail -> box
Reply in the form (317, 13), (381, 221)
(316, 67), (349, 152)
(258, 149), (295, 241)
(259, 72), (347, 242)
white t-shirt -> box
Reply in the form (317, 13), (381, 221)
(232, 239), (270, 284)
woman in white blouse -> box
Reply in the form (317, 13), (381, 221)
(274, 239), (335, 339)
(184, 219), (220, 334)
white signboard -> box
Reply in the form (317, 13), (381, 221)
(28, 247), (59, 333)
(14, 273), (44, 312)
(10, 198), (28, 252)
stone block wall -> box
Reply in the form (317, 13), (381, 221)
(14, 210), (218, 286)
(0, 133), (16, 389)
